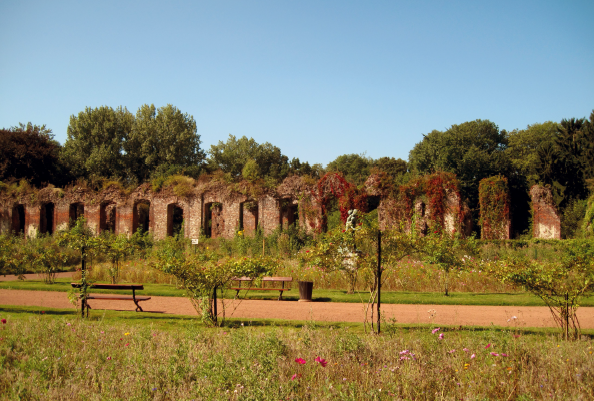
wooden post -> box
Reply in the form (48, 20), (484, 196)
(81, 245), (86, 318)
(213, 286), (218, 326)
(377, 230), (382, 334)
(262, 238), (265, 256)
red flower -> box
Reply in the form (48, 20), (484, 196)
(1, 319), (6, 324)
(295, 358), (306, 364)
(315, 356), (328, 367)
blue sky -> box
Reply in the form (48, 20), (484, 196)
(1, 0), (592, 166)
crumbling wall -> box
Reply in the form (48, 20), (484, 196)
(530, 185), (561, 239)
(479, 176), (511, 240)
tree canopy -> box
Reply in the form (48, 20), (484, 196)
(0, 123), (67, 186)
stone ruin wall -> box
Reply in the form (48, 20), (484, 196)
(530, 185), (561, 239)
(0, 177), (321, 240)
(0, 175), (562, 241)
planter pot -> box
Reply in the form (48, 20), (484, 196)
(298, 281), (313, 302)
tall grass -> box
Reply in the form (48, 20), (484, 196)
(1, 314), (592, 400)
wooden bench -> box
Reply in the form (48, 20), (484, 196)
(230, 277), (293, 300)
(71, 283), (151, 313)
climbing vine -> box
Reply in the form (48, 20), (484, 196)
(393, 171), (464, 233)
(479, 175), (510, 239)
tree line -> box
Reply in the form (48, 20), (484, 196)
(1, 104), (593, 238)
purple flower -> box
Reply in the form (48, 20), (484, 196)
(438, 333), (444, 340)
(399, 350), (409, 355)
(431, 328), (440, 334)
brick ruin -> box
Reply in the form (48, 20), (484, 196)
(530, 185), (561, 239)
(0, 174), (563, 240)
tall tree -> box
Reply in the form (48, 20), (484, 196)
(408, 119), (510, 222)
(127, 104), (205, 182)
(326, 153), (373, 186)
(0, 123), (67, 186)
(207, 134), (289, 180)
(62, 106), (134, 180)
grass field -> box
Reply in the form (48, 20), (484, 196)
(3, 278), (594, 307)
(1, 305), (593, 400)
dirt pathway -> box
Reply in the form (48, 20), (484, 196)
(2, 289), (594, 329)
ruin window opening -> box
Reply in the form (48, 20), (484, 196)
(11, 204), (25, 235)
(133, 200), (151, 234)
(240, 201), (258, 235)
(40, 203), (55, 235)
(167, 204), (184, 237)
(100, 202), (117, 233)
(69, 203), (85, 227)
(367, 196), (380, 213)
(204, 202), (223, 238)
(281, 200), (299, 230)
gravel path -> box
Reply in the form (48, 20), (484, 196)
(2, 289), (594, 329)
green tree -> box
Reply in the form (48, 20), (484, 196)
(408, 120), (511, 232)
(0, 123), (68, 187)
(326, 153), (373, 186)
(62, 106), (134, 181)
(127, 104), (205, 182)
(373, 157), (407, 180)
(207, 134), (290, 180)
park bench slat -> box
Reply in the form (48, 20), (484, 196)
(70, 283), (149, 313)
(229, 276), (293, 300)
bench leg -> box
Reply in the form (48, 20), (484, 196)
(134, 299), (143, 312)
(278, 291), (282, 301)
(235, 289), (240, 299)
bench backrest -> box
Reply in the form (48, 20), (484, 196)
(232, 277), (293, 282)
(71, 283), (144, 290)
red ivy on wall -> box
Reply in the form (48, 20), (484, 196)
(308, 172), (368, 232)
(397, 171), (464, 232)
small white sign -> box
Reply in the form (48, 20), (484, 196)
(191, 239), (199, 245)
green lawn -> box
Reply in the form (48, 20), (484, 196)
(3, 278), (594, 307)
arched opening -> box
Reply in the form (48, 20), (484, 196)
(133, 200), (151, 234)
(281, 199), (298, 230)
(100, 202), (117, 233)
(11, 204), (25, 235)
(40, 203), (55, 235)
(240, 201), (258, 235)
(167, 204), (184, 237)
(69, 203), (85, 227)
(204, 202), (223, 238)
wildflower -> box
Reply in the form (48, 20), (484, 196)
(501, 353), (508, 357)
(315, 356), (327, 367)
(448, 349), (456, 354)
(471, 354), (476, 359)
(107, 356), (112, 360)
(295, 358), (306, 365)
(400, 356), (410, 361)
(399, 350), (409, 355)
(1, 319), (6, 324)
(438, 333), (444, 340)
(66, 323), (71, 326)
(490, 352), (499, 357)
(463, 348), (469, 352)
(431, 328), (440, 334)
(124, 332), (130, 336)
(485, 343), (491, 349)
(100, 331), (104, 334)
(291, 373), (301, 380)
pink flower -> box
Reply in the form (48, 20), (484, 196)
(470, 354), (476, 359)
(399, 350), (409, 355)
(1, 319), (6, 324)
(295, 358), (306, 365)
(463, 348), (469, 352)
(431, 328), (440, 334)
(315, 356), (327, 367)
(291, 373), (302, 380)
(66, 323), (71, 326)
(400, 356), (410, 361)
(107, 356), (112, 360)
(501, 353), (508, 357)
(490, 352), (499, 357)
(438, 333), (444, 340)
(448, 349), (456, 354)
(485, 343), (491, 349)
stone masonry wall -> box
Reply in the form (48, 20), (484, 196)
(530, 185), (561, 239)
